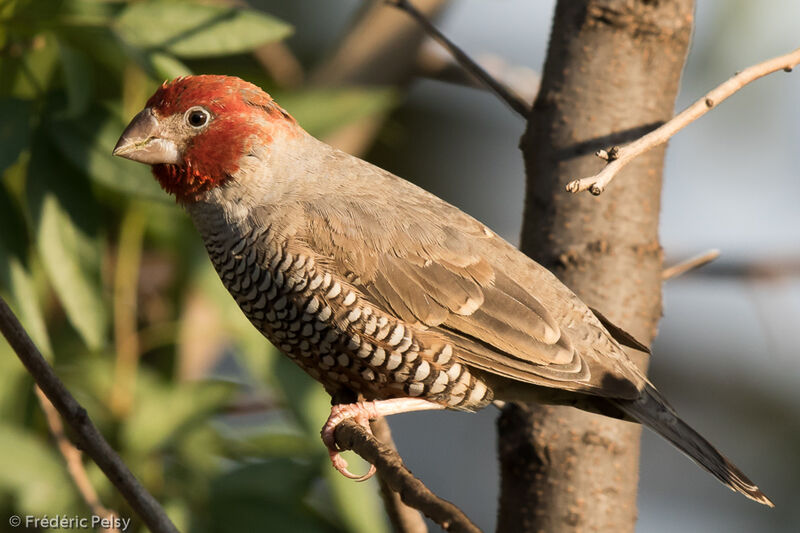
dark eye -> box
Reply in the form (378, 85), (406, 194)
(185, 107), (210, 128)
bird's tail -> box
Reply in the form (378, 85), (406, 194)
(613, 385), (774, 507)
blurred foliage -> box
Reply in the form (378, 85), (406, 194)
(0, 0), (396, 531)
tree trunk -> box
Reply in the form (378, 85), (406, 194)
(498, 2), (694, 532)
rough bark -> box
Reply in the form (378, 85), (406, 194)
(499, 2), (694, 532)
(370, 417), (429, 533)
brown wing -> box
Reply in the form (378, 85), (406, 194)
(287, 151), (644, 399)
(356, 245), (643, 398)
(589, 306), (651, 354)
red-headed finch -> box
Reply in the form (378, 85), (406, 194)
(114, 75), (771, 506)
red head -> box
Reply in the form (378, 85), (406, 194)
(114, 75), (296, 203)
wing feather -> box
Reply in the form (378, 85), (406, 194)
(289, 159), (645, 399)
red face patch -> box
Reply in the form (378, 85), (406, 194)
(146, 75), (296, 203)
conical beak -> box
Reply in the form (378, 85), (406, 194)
(113, 108), (181, 165)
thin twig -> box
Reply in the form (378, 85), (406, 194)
(311, 0), (452, 155)
(386, 0), (529, 118)
(253, 42), (305, 88)
(566, 46), (800, 195)
(334, 419), (481, 533)
(35, 388), (121, 533)
(685, 256), (800, 279)
(662, 249), (721, 280)
(369, 417), (428, 533)
(416, 42), (539, 106)
(0, 297), (179, 533)
(225, 0), (304, 87)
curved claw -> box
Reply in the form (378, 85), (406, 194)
(321, 402), (379, 481)
(321, 399), (445, 480)
(320, 415), (346, 452)
(329, 449), (377, 481)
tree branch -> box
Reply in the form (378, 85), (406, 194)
(334, 419), (481, 533)
(253, 41), (305, 88)
(0, 296), (179, 533)
(416, 42), (538, 106)
(35, 388), (120, 533)
(662, 249), (720, 280)
(370, 417), (429, 533)
(385, 0), (529, 118)
(225, 0), (304, 88)
(567, 46), (800, 195)
(311, 0), (452, 155)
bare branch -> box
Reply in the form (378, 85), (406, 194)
(416, 42), (539, 106)
(663, 249), (721, 280)
(311, 0), (451, 155)
(688, 256), (800, 279)
(566, 46), (800, 195)
(386, 0), (529, 118)
(35, 388), (120, 533)
(369, 417), (428, 533)
(225, 0), (304, 87)
(253, 42), (305, 88)
(0, 297), (179, 533)
(334, 419), (481, 533)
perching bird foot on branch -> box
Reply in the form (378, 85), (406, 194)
(321, 398), (444, 480)
(114, 75), (773, 507)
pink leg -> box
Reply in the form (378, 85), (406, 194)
(321, 398), (445, 481)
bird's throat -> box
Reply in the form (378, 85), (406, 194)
(152, 163), (229, 203)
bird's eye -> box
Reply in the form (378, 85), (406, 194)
(185, 107), (210, 128)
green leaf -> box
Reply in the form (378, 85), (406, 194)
(58, 356), (118, 430)
(56, 38), (92, 118)
(212, 459), (315, 505)
(0, 423), (79, 514)
(0, 98), (32, 173)
(122, 375), (233, 454)
(271, 355), (331, 436)
(271, 360), (389, 533)
(276, 88), (398, 138)
(115, 2), (292, 58)
(7, 259), (53, 358)
(206, 498), (338, 533)
(207, 459), (337, 533)
(220, 427), (316, 460)
(0, 33), (60, 99)
(163, 499), (192, 533)
(325, 464), (389, 533)
(55, 25), (129, 78)
(148, 51), (192, 80)
(26, 133), (107, 350)
(47, 105), (165, 200)
(173, 424), (226, 479)
(0, 330), (29, 422)
(0, 179), (27, 260)
(0, 182), (52, 358)
(1, 0), (63, 30)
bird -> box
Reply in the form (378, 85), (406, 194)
(113, 74), (772, 506)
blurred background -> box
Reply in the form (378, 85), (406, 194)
(0, 0), (798, 532)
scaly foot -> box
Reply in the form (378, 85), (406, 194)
(321, 402), (380, 481)
(321, 398), (445, 480)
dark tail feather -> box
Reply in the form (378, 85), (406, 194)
(613, 385), (774, 507)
